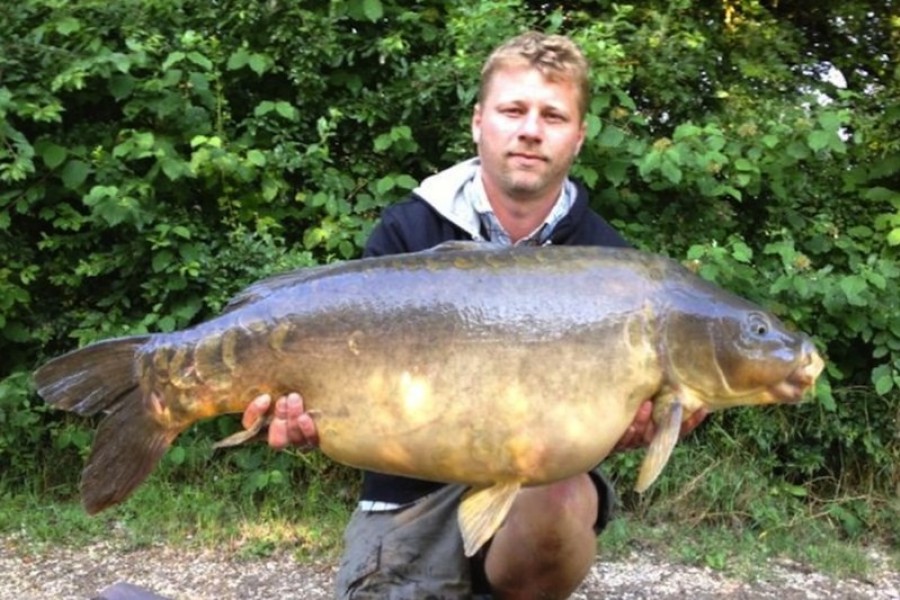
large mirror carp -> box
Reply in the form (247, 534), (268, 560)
(34, 242), (824, 556)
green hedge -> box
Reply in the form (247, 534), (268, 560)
(1, 0), (897, 537)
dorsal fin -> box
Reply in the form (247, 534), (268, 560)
(427, 240), (496, 253)
(222, 262), (346, 313)
(223, 242), (499, 312)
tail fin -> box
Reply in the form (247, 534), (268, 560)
(80, 388), (177, 514)
(33, 336), (151, 416)
(33, 336), (176, 513)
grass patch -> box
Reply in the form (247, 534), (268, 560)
(1, 432), (896, 584)
(596, 515), (897, 583)
(3, 472), (895, 586)
(599, 434), (900, 583)
(0, 456), (355, 562)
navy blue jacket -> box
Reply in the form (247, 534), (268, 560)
(360, 181), (630, 504)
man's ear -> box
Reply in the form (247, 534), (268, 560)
(471, 104), (482, 144)
(574, 119), (587, 155)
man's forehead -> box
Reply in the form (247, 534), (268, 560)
(483, 67), (580, 107)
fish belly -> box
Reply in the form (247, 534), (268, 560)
(266, 325), (658, 487)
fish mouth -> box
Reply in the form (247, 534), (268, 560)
(769, 349), (825, 404)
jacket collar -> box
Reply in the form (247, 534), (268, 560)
(413, 157), (582, 243)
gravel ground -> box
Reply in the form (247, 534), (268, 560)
(2, 536), (898, 599)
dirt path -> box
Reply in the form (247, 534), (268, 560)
(2, 537), (898, 599)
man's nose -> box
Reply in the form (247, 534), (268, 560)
(518, 110), (543, 139)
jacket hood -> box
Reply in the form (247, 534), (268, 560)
(412, 157), (485, 240)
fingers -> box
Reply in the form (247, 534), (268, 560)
(268, 392), (319, 451)
(242, 393), (272, 430)
(680, 407), (708, 438)
(614, 402), (708, 454)
(614, 400), (654, 452)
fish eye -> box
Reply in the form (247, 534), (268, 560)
(747, 313), (769, 337)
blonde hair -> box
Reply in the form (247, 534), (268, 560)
(479, 32), (591, 118)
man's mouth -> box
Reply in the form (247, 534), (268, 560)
(508, 152), (546, 164)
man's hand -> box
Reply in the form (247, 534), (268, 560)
(242, 392), (319, 451)
(614, 400), (708, 452)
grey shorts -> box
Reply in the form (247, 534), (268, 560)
(334, 470), (615, 599)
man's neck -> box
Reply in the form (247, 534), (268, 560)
(488, 197), (553, 243)
(483, 184), (562, 243)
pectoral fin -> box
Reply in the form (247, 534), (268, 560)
(213, 415), (271, 449)
(458, 481), (521, 557)
(634, 399), (683, 493)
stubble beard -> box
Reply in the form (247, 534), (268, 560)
(499, 155), (571, 203)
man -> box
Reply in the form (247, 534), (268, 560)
(243, 32), (705, 599)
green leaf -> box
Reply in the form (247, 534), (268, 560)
(598, 125), (625, 148)
(585, 114), (602, 138)
(188, 72), (210, 92)
(248, 54), (269, 76)
(227, 48), (250, 70)
(152, 250), (174, 273)
(838, 275), (867, 307)
(159, 157), (189, 181)
(61, 160), (90, 189)
(274, 101), (297, 121)
(637, 151), (661, 179)
(254, 101), (275, 117)
(40, 143), (68, 169)
(247, 150), (266, 167)
(734, 158), (754, 172)
(158, 315), (176, 332)
(374, 133), (393, 152)
(887, 228), (900, 246)
(807, 130), (831, 152)
(817, 111), (842, 132)
(706, 135), (726, 152)
(186, 52), (212, 70)
(731, 242), (753, 263)
(55, 17), (82, 35)
(761, 134), (779, 149)
(108, 74), (135, 99)
(395, 174), (418, 190)
(660, 159), (682, 184)
(162, 51), (186, 70)
(816, 378), (836, 411)
(167, 446), (186, 465)
(872, 365), (894, 395)
(672, 123), (702, 140)
(362, 0), (384, 21)
(603, 160), (629, 186)
(375, 175), (395, 195)
(786, 141), (810, 160)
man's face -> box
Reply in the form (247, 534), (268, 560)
(472, 66), (586, 204)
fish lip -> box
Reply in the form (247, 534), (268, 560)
(769, 380), (808, 404)
(769, 351), (825, 404)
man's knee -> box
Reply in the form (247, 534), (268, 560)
(483, 475), (600, 598)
